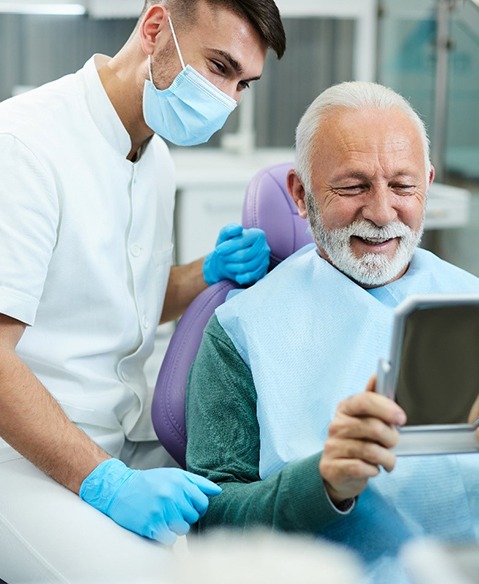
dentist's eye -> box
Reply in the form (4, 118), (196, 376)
(211, 60), (226, 75)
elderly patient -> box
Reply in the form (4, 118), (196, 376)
(186, 81), (479, 574)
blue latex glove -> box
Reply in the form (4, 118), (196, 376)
(203, 223), (270, 286)
(79, 458), (221, 545)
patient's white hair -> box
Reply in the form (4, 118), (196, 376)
(167, 529), (364, 584)
(295, 81), (431, 192)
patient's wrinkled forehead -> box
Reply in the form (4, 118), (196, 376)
(310, 107), (427, 185)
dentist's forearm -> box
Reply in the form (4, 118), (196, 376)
(0, 317), (109, 493)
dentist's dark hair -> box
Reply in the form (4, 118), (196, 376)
(140, 0), (286, 59)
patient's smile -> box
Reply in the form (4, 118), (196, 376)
(359, 236), (392, 244)
(351, 234), (399, 259)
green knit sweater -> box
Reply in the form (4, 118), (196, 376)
(186, 314), (352, 534)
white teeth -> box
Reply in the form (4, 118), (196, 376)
(361, 237), (389, 244)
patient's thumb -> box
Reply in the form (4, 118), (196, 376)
(365, 375), (376, 393)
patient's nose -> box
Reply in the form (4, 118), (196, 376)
(361, 189), (398, 227)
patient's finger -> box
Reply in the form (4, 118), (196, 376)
(337, 392), (406, 427)
(365, 375), (376, 392)
(329, 412), (401, 449)
(468, 393), (479, 424)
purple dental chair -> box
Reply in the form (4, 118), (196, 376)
(151, 162), (313, 468)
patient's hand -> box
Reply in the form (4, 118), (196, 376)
(468, 393), (479, 424)
(468, 394), (479, 444)
(319, 376), (407, 506)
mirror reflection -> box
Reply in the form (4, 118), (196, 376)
(395, 305), (479, 426)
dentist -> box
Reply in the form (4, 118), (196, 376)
(0, 0), (285, 581)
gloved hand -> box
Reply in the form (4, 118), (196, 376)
(203, 223), (270, 286)
(79, 458), (221, 545)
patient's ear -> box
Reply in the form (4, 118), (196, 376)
(287, 170), (307, 219)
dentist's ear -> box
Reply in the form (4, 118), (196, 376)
(287, 170), (308, 219)
(428, 164), (435, 187)
(139, 4), (170, 56)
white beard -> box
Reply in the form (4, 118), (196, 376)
(306, 196), (424, 287)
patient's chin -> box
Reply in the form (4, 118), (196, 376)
(333, 252), (404, 288)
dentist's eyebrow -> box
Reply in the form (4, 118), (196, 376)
(210, 49), (262, 82)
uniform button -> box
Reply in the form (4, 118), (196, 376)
(130, 244), (142, 257)
(142, 316), (149, 329)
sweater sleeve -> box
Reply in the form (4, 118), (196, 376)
(186, 314), (348, 534)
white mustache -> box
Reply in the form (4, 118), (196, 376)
(344, 220), (413, 241)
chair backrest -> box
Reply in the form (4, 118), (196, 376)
(152, 162), (313, 468)
(241, 161), (313, 268)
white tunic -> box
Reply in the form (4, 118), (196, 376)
(0, 55), (176, 457)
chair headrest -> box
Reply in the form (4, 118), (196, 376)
(241, 162), (313, 268)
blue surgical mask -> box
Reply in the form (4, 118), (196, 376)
(143, 17), (237, 146)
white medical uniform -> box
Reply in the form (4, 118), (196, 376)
(0, 55), (176, 581)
